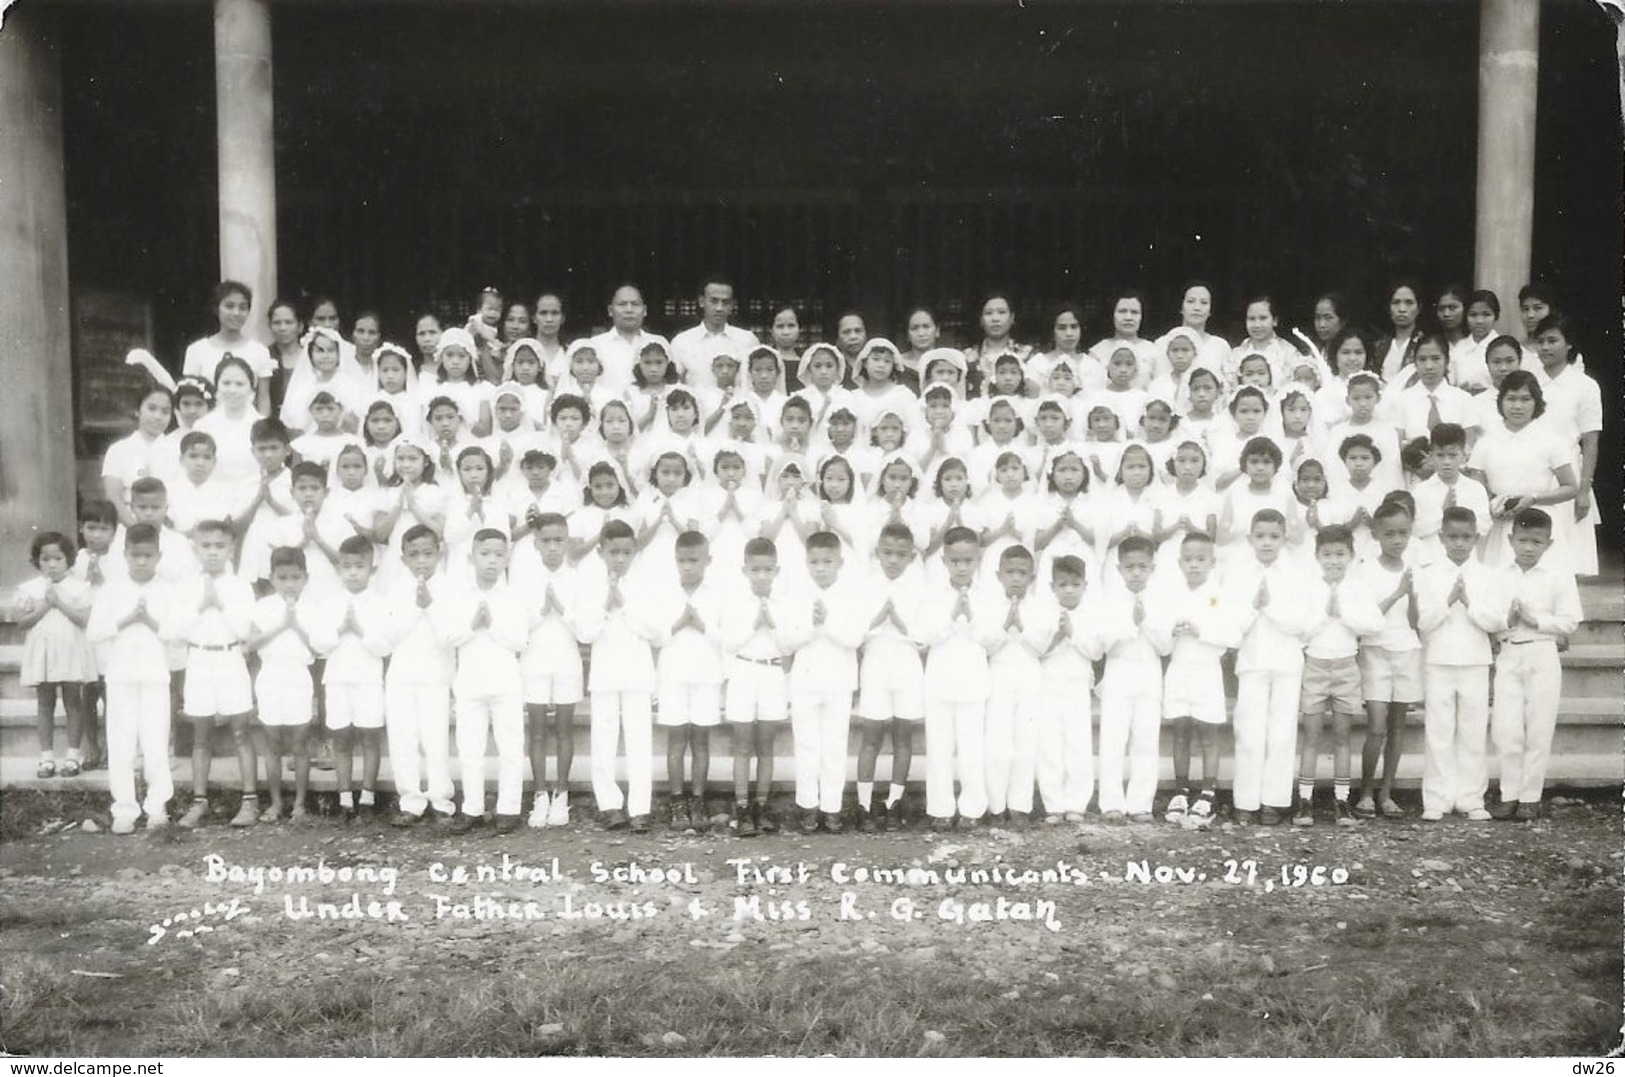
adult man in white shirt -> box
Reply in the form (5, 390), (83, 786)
(588, 284), (671, 395)
(670, 277), (759, 393)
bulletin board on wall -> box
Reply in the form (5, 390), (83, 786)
(73, 289), (154, 457)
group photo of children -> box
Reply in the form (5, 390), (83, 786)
(18, 274), (1599, 839)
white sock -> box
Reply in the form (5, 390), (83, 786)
(66, 747), (83, 763)
(338, 790), (354, 808)
(358, 789), (376, 806)
(887, 783), (906, 807)
(857, 781), (874, 805)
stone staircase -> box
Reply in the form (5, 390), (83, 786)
(2, 573), (1619, 796)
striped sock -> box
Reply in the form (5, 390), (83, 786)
(1298, 778), (1314, 804)
(1334, 779), (1351, 802)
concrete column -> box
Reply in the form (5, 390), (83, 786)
(0, 9), (77, 586)
(215, 0), (277, 343)
(1473, 0), (1540, 332)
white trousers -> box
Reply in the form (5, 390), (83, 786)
(985, 686), (1040, 814)
(590, 690), (652, 816)
(924, 698), (986, 819)
(1233, 669), (1300, 811)
(1097, 687), (1161, 815)
(790, 690), (852, 813)
(455, 691), (525, 817)
(1491, 642), (1561, 804)
(384, 680), (454, 817)
(1422, 663), (1491, 814)
(107, 681), (172, 827)
(1036, 684), (1094, 815)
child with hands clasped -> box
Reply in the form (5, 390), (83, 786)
(1353, 501), (1424, 819)
(508, 513), (581, 829)
(1147, 533), (1238, 830)
(437, 529), (530, 834)
(86, 525), (174, 832)
(652, 532), (729, 833)
(1487, 509), (1582, 821)
(13, 534), (95, 779)
(855, 524), (927, 831)
(1225, 509), (1314, 825)
(982, 545), (1049, 826)
(785, 532), (866, 833)
(918, 527), (996, 831)
(1294, 526), (1386, 827)
(165, 520), (259, 829)
(309, 536), (392, 821)
(244, 547), (319, 823)
(576, 520), (661, 832)
(383, 526), (456, 826)
(719, 538), (797, 836)
(1410, 423), (1491, 561)
(1031, 555), (1106, 823)
(1415, 507), (1503, 821)
(1095, 536), (1162, 823)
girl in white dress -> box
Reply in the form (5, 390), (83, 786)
(1466, 371), (1579, 569)
(13, 534), (95, 778)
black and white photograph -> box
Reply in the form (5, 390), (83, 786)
(0, 0), (1620, 1060)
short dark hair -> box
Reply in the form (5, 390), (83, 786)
(1250, 508), (1286, 531)
(472, 527), (507, 545)
(1338, 433), (1381, 463)
(338, 535), (373, 559)
(550, 393), (590, 422)
(877, 523), (914, 546)
(942, 525), (979, 548)
(534, 512), (568, 532)
(129, 477), (167, 501)
(744, 537), (777, 560)
(999, 544), (1034, 568)
(601, 519), (636, 544)
(1240, 435), (1283, 470)
(1511, 507), (1553, 533)
(80, 499), (119, 528)
(29, 532), (75, 568)
(805, 530), (841, 554)
(179, 431), (216, 456)
(1430, 423), (1466, 451)
(1052, 555), (1087, 582)
(251, 418), (291, 446)
(1372, 499), (1413, 524)
(520, 449), (557, 470)
(1117, 535), (1155, 560)
(675, 530), (709, 552)
(1440, 506), (1479, 530)
(424, 394), (460, 417)
(269, 546), (306, 572)
(1315, 525), (1356, 553)
(125, 523), (160, 548)
(290, 461), (327, 486)
(401, 523), (439, 550)
(193, 518), (235, 540)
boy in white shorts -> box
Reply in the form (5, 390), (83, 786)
(1355, 500), (1424, 818)
(1148, 533), (1238, 830)
(856, 523), (925, 832)
(719, 537), (797, 836)
(653, 531), (727, 832)
(509, 513), (581, 829)
(163, 519), (258, 829)
(384, 525), (456, 827)
(246, 546), (318, 822)
(311, 536), (391, 821)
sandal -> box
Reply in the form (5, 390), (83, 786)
(1378, 798), (1405, 818)
(58, 759), (82, 779)
(35, 760), (56, 779)
(258, 804), (283, 824)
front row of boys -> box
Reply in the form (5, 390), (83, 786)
(93, 498), (1578, 835)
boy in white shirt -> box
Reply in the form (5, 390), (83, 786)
(1415, 508), (1504, 821)
(163, 519), (259, 829)
(310, 536), (392, 821)
(264, 462), (350, 603)
(1147, 533), (1238, 830)
(855, 524), (927, 831)
(786, 531), (866, 833)
(1225, 509), (1314, 825)
(436, 528), (530, 834)
(919, 526), (997, 832)
(1295, 525), (1386, 826)
(168, 432), (247, 537)
(1410, 423), (1491, 561)
(290, 390), (364, 471)
(575, 519), (661, 832)
(653, 531), (728, 832)
(1354, 501), (1424, 818)
(86, 525), (174, 833)
(1031, 555), (1106, 824)
(384, 525), (456, 826)
(508, 513), (581, 829)
(244, 546), (319, 823)
(1488, 509), (1582, 821)
(1096, 536), (1162, 823)
(982, 544), (1048, 826)
(719, 538), (799, 836)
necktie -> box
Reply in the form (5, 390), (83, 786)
(1426, 393), (1441, 433)
(1133, 595), (1145, 623)
(1444, 485), (1457, 509)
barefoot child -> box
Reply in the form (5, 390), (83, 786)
(244, 547), (318, 823)
(86, 525), (174, 833)
(1295, 525), (1385, 827)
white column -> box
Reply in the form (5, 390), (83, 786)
(0, 8), (76, 586)
(215, 0), (277, 344)
(1473, 0), (1540, 332)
